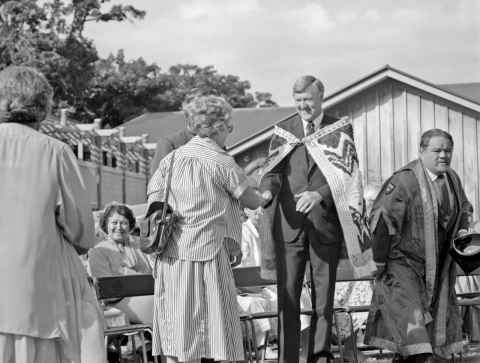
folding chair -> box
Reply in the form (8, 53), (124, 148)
(94, 274), (158, 363)
(233, 266), (277, 363)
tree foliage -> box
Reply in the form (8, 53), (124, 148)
(255, 92), (278, 108)
(87, 56), (267, 128)
(0, 1), (277, 126)
(0, 0), (145, 119)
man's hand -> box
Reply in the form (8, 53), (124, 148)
(294, 191), (322, 214)
(457, 229), (469, 237)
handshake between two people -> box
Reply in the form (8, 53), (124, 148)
(240, 186), (273, 210)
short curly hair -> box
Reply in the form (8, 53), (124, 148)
(0, 66), (53, 124)
(182, 95), (233, 138)
(99, 202), (136, 234)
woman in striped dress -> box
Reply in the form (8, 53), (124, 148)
(147, 95), (271, 363)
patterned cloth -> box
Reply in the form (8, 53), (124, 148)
(259, 117), (375, 279)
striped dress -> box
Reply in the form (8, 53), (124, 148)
(147, 136), (248, 362)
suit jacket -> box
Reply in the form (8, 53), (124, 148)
(150, 128), (195, 174)
(260, 113), (344, 245)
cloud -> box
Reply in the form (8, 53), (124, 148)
(84, 1), (480, 105)
(179, 0), (260, 20)
(364, 9), (380, 22)
(286, 3), (336, 32)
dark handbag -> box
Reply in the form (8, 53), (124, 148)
(450, 233), (480, 274)
(139, 152), (177, 254)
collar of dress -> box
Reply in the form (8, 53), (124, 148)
(190, 135), (227, 154)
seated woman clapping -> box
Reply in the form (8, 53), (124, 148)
(89, 202), (153, 324)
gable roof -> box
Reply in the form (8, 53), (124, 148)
(438, 83), (480, 104)
(121, 106), (296, 147)
(228, 65), (480, 156)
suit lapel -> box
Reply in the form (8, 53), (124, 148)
(283, 114), (304, 139)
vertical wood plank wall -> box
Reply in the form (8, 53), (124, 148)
(329, 79), (480, 219)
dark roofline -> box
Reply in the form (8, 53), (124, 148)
(226, 109), (296, 151)
(123, 106), (297, 127)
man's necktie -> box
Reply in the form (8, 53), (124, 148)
(434, 174), (451, 222)
(306, 122), (315, 136)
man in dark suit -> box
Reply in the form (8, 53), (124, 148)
(260, 76), (343, 363)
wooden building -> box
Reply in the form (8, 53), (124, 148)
(228, 66), (480, 218)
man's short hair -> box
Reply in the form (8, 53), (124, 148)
(292, 75), (324, 95)
(419, 128), (454, 150)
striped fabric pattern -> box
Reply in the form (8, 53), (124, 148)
(152, 247), (244, 361)
(147, 136), (248, 261)
(147, 136), (248, 361)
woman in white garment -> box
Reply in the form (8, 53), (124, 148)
(147, 95), (271, 363)
(0, 66), (104, 363)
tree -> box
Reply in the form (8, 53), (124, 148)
(0, 1), (277, 126)
(86, 50), (174, 127)
(0, 0), (145, 120)
(167, 64), (257, 109)
(255, 92), (278, 108)
(87, 59), (271, 127)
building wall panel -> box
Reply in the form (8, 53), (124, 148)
(379, 84), (395, 181)
(463, 115), (478, 216)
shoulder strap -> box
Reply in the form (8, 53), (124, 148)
(160, 151), (175, 220)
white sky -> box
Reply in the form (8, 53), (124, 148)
(84, 0), (480, 106)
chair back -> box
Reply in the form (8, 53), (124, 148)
(94, 274), (155, 300)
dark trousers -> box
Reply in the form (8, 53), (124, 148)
(275, 230), (341, 363)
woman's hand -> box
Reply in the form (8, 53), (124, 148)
(240, 187), (272, 210)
